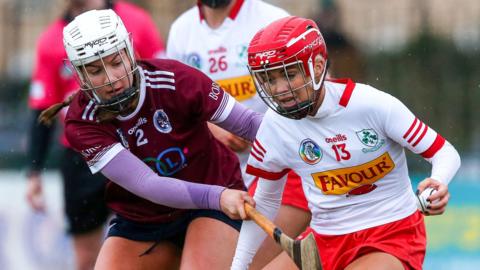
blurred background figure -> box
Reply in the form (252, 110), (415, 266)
(0, 0), (479, 269)
(310, 0), (366, 81)
(24, 1), (164, 269)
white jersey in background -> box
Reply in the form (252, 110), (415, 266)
(247, 79), (452, 234)
(167, 0), (289, 186)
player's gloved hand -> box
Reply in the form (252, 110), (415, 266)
(26, 173), (46, 212)
(220, 189), (255, 220)
(416, 178), (449, 215)
(208, 122), (251, 152)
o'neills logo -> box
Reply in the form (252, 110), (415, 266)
(325, 134), (347, 143)
(311, 152), (395, 195)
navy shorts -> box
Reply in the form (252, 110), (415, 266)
(60, 147), (110, 235)
(107, 209), (242, 250)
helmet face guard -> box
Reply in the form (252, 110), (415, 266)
(249, 54), (327, 120)
(73, 43), (140, 113)
(63, 9), (139, 114)
(248, 16), (328, 119)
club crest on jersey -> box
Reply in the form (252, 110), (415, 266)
(356, 129), (385, 153)
(299, 139), (322, 165)
(153, 109), (172, 133)
(185, 53), (201, 69)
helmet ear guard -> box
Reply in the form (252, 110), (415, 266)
(307, 55), (327, 91)
(63, 9), (140, 114)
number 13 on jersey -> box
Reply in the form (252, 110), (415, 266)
(332, 143), (351, 161)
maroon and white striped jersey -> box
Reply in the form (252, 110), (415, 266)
(65, 59), (244, 223)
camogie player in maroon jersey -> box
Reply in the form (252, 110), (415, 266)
(40, 9), (261, 270)
(26, 1), (165, 269)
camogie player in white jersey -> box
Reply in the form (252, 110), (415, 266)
(231, 16), (461, 270)
(167, 1), (313, 268)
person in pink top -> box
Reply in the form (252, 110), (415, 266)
(25, 1), (165, 269)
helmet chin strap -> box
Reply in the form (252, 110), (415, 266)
(308, 56), (327, 91)
(94, 70), (140, 114)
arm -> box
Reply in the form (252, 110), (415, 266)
(101, 148), (225, 209)
(211, 95), (263, 143)
(25, 109), (55, 212)
(425, 141), (461, 185)
(231, 175), (287, 270)
(27, 109), (55, 174)
(416, 141), (460, 215)
(384, 95), (461, 214)
(100, 148), (253, 218)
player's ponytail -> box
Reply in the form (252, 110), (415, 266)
(37, 94), (75, 126)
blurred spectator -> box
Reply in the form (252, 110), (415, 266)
(313, 1), (366, 81)
(25, 1), (165, 269)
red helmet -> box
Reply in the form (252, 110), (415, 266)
(247, 16), (328, 119)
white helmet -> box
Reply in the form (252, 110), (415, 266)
(63, 9), (139, 113)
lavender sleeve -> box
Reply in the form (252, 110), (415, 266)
(100, 149), (226, 210)
(215, 101), (263, 142)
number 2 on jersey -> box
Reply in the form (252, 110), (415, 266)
(332, 143), (351, 161)
(135, 129), (149, 146)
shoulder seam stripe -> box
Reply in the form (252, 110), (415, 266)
(145, 83), (176, 90)
(143, 69), (174, 76)
(145, 76), (175, 83)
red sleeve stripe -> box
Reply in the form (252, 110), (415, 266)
(420, 134), (446, 158)
(246, 165), (291, 180)
(403, 118), (418, 139)
(339, 79), (356, 107)
(251, 142), (265, 158)
(253, 139), (266, 154)
(250, 151), (263, 162)
(412, 124), (429, 147)
(407, 121), (424, 144)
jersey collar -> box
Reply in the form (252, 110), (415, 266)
(311, 78), (355, 119)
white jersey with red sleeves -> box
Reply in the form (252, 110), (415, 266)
(167, 0), (288, 185)
(247, 79), (447, 234)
